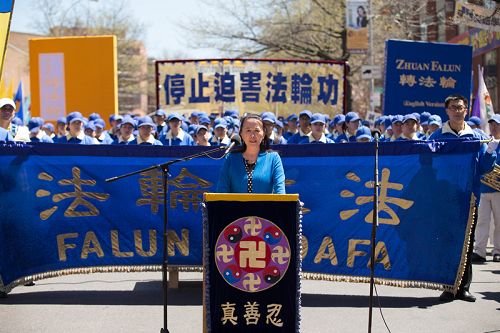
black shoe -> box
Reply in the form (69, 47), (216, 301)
(24, 281), (35, 287)
(471, 252), (486, 263)
(493, 254), (500, 262)
(456, 290), (476, 302)
(439, 291), (455, 302)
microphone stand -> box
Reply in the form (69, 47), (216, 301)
(368, 133), (380, 333)
(106, 145), (228, 333)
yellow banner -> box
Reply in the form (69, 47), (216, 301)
(0, 11), (13, 79)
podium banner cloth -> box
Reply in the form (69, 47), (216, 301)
(203, 194), (301, 332)
(0, 140), (479, 293)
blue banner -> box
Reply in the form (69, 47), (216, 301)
(0, 141), (479, 293)
(383, 40), (472, 119)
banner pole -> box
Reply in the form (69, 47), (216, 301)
(368, 129), (379, 333)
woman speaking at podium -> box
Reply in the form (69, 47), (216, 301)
(216, 114), (286, 194)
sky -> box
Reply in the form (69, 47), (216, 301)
(10, 0), (222, 59)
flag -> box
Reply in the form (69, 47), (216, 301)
(0, 0), (14, 77)
(14, 80), (23, 122)
(472, 65), (495, 131)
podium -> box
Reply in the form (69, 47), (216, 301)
(202, 193), (301, 333)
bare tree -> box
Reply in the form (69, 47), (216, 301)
(182, 0), (442, 115)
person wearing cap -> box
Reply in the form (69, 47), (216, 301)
(274, 120), (287, 144)
(152, 109), (168, 136)
(227, 118), (241, 140)
(397, 114), (421, 141)
(187, 111), (199, 125)
(58, 111), (99, 145)
(0, 98), (16, 131)
(420, 111), (431, 135)
(0, 97), (29, 142)
(467, 116), (488, 139)
(328, 114), (346, 141)
(217, 114), (285, 194)
(42, 123), (56, 139)
(88, 113), (101, 122)
(112, 115), (136, 144)
(288, 110), (312, 144)
(93, 118), (113, 144)
(28, 117), (54, 143)
(388, 115), (403, 141)
(159, 113), (194, 146)
(53, 117), (68, 143)
(195, 125), (211, 146)
(430, 94), (498, 303)
(355, 126), (373, 142)
(209, 118), (231, 146)
(130, 116), (162, 145)
(380, 116), (393, 141)
(426, 115), (442, 138)
(84, 120), (97, 138)
(299, 113), (334, 144)
(283, 114), (298, 141)
(108, 114), (123, 141)
(336, 111), (360, 143)
(262, 112), (287, 145)
(472, 114), (500, 264)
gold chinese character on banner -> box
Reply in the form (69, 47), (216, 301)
(399, 74), (417, 87)
(439, 76), (457, 89)
(135, 167), (212, 213)
(243, 301), (261, 325)
(418, 75), (436, 88)
(221, 302), (238, 325)
(169, 168), (212, 212)
(37, 167), (110, 220)
(266, 304), (284, 327)
(136, 169), (164, 214)
(340, 168), (414, 225)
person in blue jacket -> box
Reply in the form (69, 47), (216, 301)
(430, 94), (498, 303)
(57, 112), (99, 145)
(0, 126), (14, 143)
(160, 113), (194, 146)
(217, 114), (285, 194)
(298, 113), (334, 144)
(28, 117), (53, 143)
(130, 116), (162, 145)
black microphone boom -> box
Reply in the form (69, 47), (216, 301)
(222, 135), (241, 156)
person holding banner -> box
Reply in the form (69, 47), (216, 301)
(217, 114), (285, 194)
(430, 94), (498, 303)
(473, 114), (500, 263)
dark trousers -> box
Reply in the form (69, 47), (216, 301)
(459, 204), (478, 292)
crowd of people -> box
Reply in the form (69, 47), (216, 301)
(0, 93), (499, 304)
(0, 96), (494, 147)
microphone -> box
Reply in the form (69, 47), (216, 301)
(371, 129), (381, 141)
(222, 134), (241, 156)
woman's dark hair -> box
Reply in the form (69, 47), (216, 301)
(234, 114), (270, 153)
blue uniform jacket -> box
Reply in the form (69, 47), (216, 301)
(216, 151), (286, 194)
(0, 127), (14, 143)
(429, 121), (497, 202)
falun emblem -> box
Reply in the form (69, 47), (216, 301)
(215, 216), (291, 292)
